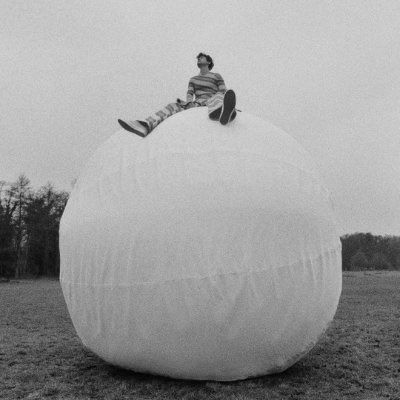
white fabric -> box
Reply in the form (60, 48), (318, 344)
(60, 107), (342, 381)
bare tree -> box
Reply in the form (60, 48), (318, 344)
(10, 174), (31, 278)
(0, 181), (17, 277)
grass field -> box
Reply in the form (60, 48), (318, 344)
(1, 271), (399, 400)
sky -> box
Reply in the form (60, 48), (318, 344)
(1, 0), (399, 236)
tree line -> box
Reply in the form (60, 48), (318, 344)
(341, 232), (400, 271)
(0, 175), (68, 278)
(0, 175), (399, 278)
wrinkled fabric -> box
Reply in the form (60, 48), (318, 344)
(60, 108), (342, 381)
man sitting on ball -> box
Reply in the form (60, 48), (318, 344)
(118, 53), (238, 138)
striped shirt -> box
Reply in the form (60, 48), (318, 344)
(187, 72), (227, 102)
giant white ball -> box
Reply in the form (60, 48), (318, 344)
(60, 107), (342, 381)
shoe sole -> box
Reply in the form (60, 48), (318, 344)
(118, 119), (146, 138)
(219, 90), (236, 126)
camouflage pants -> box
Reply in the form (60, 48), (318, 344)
(145, 92), (226, 133)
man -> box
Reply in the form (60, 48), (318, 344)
(118, 53), (237, 138)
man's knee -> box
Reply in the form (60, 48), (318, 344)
(165, 102), (182, 113)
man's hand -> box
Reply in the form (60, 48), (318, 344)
(176, 98), (187, 107)
(177, 98), (195, 109)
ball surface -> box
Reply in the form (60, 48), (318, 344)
(60, 107), (342, 381)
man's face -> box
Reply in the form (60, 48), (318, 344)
(197, 56), (209, 68)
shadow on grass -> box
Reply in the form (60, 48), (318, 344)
(96, 353), (317, 389)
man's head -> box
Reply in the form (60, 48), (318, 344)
(196, 52), (214, 71)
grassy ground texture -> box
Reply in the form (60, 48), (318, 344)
(1, 271), (399, 400)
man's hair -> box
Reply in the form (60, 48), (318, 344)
(197, 52), (214, 70)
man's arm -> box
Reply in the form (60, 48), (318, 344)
(186, 78), (195, 102)
(215, 73), (227, 93)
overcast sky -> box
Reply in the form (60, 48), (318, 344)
(1, 0), (399, 236)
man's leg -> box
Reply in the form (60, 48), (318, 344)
(118, 101), (184, 138)
(145, 102), (184, 133)
(207, 93), (224, 120)
(207, 91), (237, 124)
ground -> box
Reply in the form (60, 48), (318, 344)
(1, 271), (399, 400)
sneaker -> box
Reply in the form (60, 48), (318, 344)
(219, 89), (236, 125)
(118, 119), (149, 137)
(208, 107), (222, 121)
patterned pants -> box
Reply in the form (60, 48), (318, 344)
(145, 92), (228, 133)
